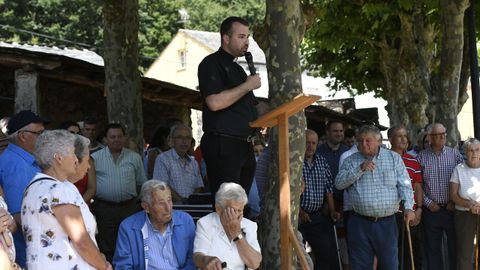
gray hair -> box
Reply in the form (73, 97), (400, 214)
(139, 179), (170, 205)
(74, 135), (90, 163)
(387, 125), (406, 139)
(7, 124), (29, 144)
(34, 130), (76, 170)
(215, 182), (248, 208)
(357, 125), (381, 140)
(463, 137), (480, 152)
(169, 123), (192, 139)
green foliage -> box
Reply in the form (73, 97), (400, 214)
(0, 0), (265, 67)
(182, 0), (265, 32)
(0, 0), (103, 48)
(302, 0), (480, 98)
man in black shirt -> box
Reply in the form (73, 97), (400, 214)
(198, 16), (262, 204)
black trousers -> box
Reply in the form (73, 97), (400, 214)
(201, 133), (256, 207)
(92, 198), (141, 262)
(299, 211), (340, 270)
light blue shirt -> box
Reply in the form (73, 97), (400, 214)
(152, 149), (203, 198)
(335, 147), (414, 217)
(145, 216), (178, 270)
(92, 147), (147, 202)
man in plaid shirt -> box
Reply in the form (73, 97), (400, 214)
(336, 125), (415, 270)
(299, 129), (340, 270)
(417, 123), (463, 270)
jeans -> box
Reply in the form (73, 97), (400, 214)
(347, 213), (398, 270)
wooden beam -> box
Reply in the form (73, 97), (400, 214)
(278, 112), (291, 270)
(39, 71), (104, 88)
(0, 54), (62, 70)
(250, 94), (318, 270)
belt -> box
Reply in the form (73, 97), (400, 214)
(354, 212), (393, 222)
(209, 132), (257, 143)
(94, 197), (136, 206)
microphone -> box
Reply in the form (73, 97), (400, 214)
(244, 51), (256, 75)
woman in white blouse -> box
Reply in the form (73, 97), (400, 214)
(450, 137), (480, 270)
(21, 130), (111, 270)
(193, 182), (262, 270)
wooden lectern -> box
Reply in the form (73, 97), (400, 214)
(250, 94), (320, 270)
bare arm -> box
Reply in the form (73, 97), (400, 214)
(450, 182), (476, 209)
(326, 192), (340, 221)
(411, 182), (423, 226)
(221, 208), (262, 269)
(234, 237), (262, 269)
(53, 204), (110, 270)
(205, 75), (261, 111)
(82, 160), (96, 204)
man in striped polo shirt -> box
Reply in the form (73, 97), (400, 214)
(388, 125), (424, 270)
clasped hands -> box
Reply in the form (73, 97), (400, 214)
(470, 202), (480, 215)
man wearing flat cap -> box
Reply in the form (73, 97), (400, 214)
(0, 110), (48, 268)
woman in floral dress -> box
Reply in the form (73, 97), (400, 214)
(21, 130), (111, 270)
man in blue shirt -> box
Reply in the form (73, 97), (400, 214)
(0, 110), (48, 268)
(336, 125), (415, 270)
(113, 180), (196, 270)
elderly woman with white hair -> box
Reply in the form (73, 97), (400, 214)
(450, 137), (480, 270)
(193, 182), (262, 270)
(21, 130), (111, 270)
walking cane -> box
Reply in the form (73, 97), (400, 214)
(405, 223), (415, 270)
(476, 215), (479, 270)
(399, 214), (405, 270)
(332, 222), (343, 270)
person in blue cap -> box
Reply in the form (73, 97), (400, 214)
(0, 110), (49, 268)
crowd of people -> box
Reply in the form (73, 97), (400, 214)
(0, 15), (479, 270)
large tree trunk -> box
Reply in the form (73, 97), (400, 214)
(103, 0), (144, 154)
(435, 0), (469, 146)
(255, 0), (307, 268)
(378, 0), (470, 146)
(378, 10), (433, 139)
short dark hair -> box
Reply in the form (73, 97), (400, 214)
(220, 16), (249, 37)
(84, 116), (98, 126)
(58, 120), (80, 131)
(387, 125), (406, 139)
(344, 128), (356, 138)
(326, 120), (344, 130)
(149, 126), (170, 150)
(105, 123), (125, 136)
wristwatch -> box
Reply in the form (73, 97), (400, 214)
(233, 233), (244, 242)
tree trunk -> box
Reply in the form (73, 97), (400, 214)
(435, 0), (469, 146)
(256, 0), (307, 269)
(103, 0), (144, 154)
(378, 11), (432, 139)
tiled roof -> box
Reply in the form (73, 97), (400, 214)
(0, 41), (104, 66)
(179, 29), (266, 64)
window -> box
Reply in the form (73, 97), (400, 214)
(179, 50), (187, 69)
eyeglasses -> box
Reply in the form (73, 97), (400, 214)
(21, 130), (44, 136)
(430, 132), (446, 137)
(173, 136), (192, 141)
